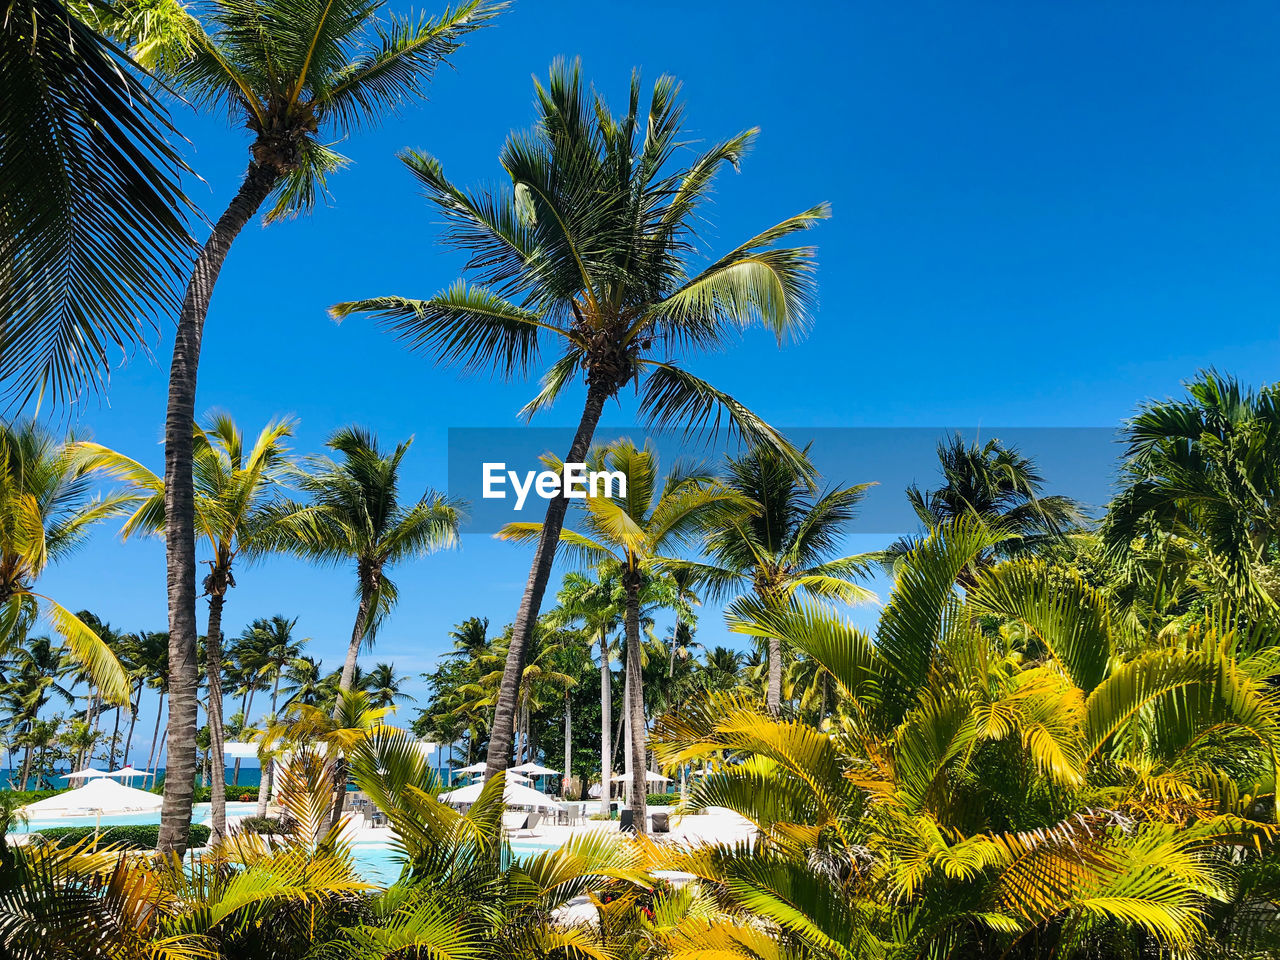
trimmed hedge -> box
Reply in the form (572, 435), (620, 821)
(646, 793), (681, 805)
(30, 824), (212, 849)
(189, 785), (260, 803)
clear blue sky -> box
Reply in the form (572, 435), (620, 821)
(37, 0), (1280, 764)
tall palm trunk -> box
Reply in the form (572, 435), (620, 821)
(123, 681), (141, 765)
(160, 162), (280, 856)
(205, 589), (229, 844)
(330, 571), (378, 831)
(485, 382), (611, 782)
(339, 572), (378, 698)
(766, 634), (782, 715)
(623, 575), (648, 835)
(599, 632), (611, 817)
(109, 702), (121, 768)
(563, 691), (571, 798)
(256, 758), (274, 818)
(232, 684), (254, 785)
(146, 691), (165, 788)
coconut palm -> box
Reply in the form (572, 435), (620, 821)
(1, 636), (75, 788)
(333, 61), (829, 783)
(78, 413), (296, 840)
(0, 422), (132, 704)
(550, 570), (623, 814)
(886, 432), (1083, 579)
(1105, 370), (1280, 608)
(500, 439), (738, 832)
(363, 662), (414, 711)
(0, 0), (192, 407)
(688, 445), (875, 714)
(143, 0), (499, 857)
(279, 655), (325, 709)
(276, 426), (461, 703)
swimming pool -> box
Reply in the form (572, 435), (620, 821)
(11, 801), (260, 833)
(349, 837), (561, 885)
(11, 803), (559, 884)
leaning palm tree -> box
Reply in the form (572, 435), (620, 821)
(77, 412), (297, 842)
(689, 446), (875, 714)
(0, 0), (192, 407)
(334, 61), (829, 782)
(278, 427), (461, 702)
(144, 0), (500, 857)
(0, 422), (131, 704)
(499, 439), (737, 833)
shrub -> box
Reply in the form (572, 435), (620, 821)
(237, 816), (292, 835)
(646, 793), (681, 805)
(30, 824), (212, 849)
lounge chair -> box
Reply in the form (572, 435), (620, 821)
(501, 811), (529, 832)
(619, 808), (634, 832)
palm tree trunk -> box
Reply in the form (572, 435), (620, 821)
(338, 575), (377, 699)
(109, 701), (121, 768)
(123, 681), (141, 765)
(563, 691), (571, 799)
(146, 691), (165, 788)
(205, 590), (229, 845)
(160, 161), (279, 857)
(766, 635), (782, 715)
(485, 381), (612, 783)
(256, 759), (273, 818)
(624, 577), (648, 836)
(599, 632), (611, 817)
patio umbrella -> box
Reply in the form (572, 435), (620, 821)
(61, 767), (108, 780)
(455, 761), (488, 774)
(510, 762), (559, 776)
(610, 771), (671, 783)
(438, 779), (563, 811)
(105, 766), (148, 779)
(22, 777), (163, 817)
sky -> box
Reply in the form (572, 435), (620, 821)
(32, 0), (1280, 765)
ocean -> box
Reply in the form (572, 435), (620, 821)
(0, 768), (264, 790)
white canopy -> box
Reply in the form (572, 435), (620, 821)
(439, 779), (563, 811)
(611, 770), (671, 783)
(455, 761), (488, 774)
(22, 777), (163, 816)
(61, 767), (108, 780)
(510, 762), (560, 776)
(223, 742), (259, 759)
(106, 766), (148, 779)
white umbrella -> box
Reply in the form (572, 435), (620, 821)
(61, 767), (108, 780)
(611, 770), (671, 783)
(439, 779), (563, 811)
(455, 761), (488, 774)
(105, 766), (148, 780)
(22, 777), (163, 817)
(510, 762), (560, 776)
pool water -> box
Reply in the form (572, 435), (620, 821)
(12, 801), (259, 833)
(11, 803), (561, 885)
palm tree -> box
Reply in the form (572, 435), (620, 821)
(500, 439), (737, 832)
(657, 517), (1280, 959)
(1, 636), (75, 787)
(1105, 370), (1280, 608)
(79, 413), (296, 840)
(139, 634), (170, 788)
(363, 662), (413, 711)
(249, 615), (305, 718)
(551, 570), (622, 815)
(0, 0), (192, 407)
(691, 446), (876, 714)
(887, 432), (1083, 577)
(333, 61), (829, 783)
(277, 427), (461, 704)
(279, 655), (325, 709)
(125, 630), (168, 772)
(144, 0), (500, 857)
(0, 422), (132, 703)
